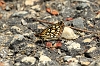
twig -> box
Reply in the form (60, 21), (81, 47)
(69, 26), (94, 33)
(32, 18), (96, 34)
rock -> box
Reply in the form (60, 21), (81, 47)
(0, 60), (13, 66)
(0, 35), (6, 44)
(61, 27), (79, 39)
(11, 34), (24, 44)
(37, 24), (46, 29)
(27, 23), (38, 32)
(25, 0), (34, 6)
(12, 11), (28, 17)
(87, 20), (94, 27)
(0, 13), (2, 19)
(28, 9), (37, 16)
(63, 56), (72, 62)
(85, 47), (100, 58)
(4, 60), (13, 66)
(14, 62), (21, 66)
(69, 62), (81, 66)
(16, 4), (21, 11)
(26, 43), (36, 48)
(21, 56), (36, 65)
(83, 38), (92, 43)
(87, 47), (97, 53)
(0, 62), (10, 66)
(38, 60), (60, 66)
(5, 6), (11, 11)
(25, 0), (39, 6)
(96, 0), (100, 5)
(39, 55), (51, 64)
(72, 0), (89, 2)
(21, 19), (27, 26)
(79, 3), (89, 9)
(46, 61), (60, 66)
(64, 41), (81, 56)
(89, 59), (100, 66)
(81, 61), (90, 66)
(76, 56), (92, 66)
(5, 31), (12, 35)
(23, 32), (36, 41)
(63, 56), (78, 63)
(2, 24), (9, 30)
(65, 41), (81, 50)
(31, 5), (41, 11)
(11, 26), (22, 34)
(72, 17), (84, 29)
(0, 47), (8, 58)
(95, 13), (100, 19)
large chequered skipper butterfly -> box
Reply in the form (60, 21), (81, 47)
(38, 21), (64, 40)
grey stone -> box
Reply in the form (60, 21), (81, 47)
(0, 35), (6, 44)
(89, 60), (100, 66)
(0, 47), (8, 58)
(79, 3), (89, 8)
(5, 6), (11, 11)
(69, 62), (81, 66)
(21, 56), (36, 65)
(85, 47), (100, 58)
(11, 26), (22, 34)
(12, 11), (29, 17)
(23, 32), (36, 41)
(63, 56), (72, 62)
(21, 19), (27, 25)
(38, 61), (60, 66)
(72, 17), (84, 29)
(11, 34), (24, 44)
(31, 5), (41, 12)
(65, 41), (81, 50)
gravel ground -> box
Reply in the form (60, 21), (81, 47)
(0, 0), (100, 66)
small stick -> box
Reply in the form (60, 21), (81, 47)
(33, 18), (96, 34)
(69, 26), (94, 33)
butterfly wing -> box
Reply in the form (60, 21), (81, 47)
(39, 21), (64, 40)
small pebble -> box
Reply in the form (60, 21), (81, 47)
(61, 27), (79, 39)
(11, 26), (22, 33)
(39, 55), (51, 64)
(83, 38), (92, 43)
(72, 17), (84, 29)
(21, 56), (36, 65)
(87, 47), (97, 53)
(11, 34), (24, 44)
(5, 6), (11, 11)
(65, 41), (81, 50)
(21, 19), (27, 25)
(12, 11), (28, 17)
(63, 56), (72, 62)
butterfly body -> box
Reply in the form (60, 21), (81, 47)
(38, 21), (64, 40)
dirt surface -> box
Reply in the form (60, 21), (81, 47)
(0, 0), (100, 66)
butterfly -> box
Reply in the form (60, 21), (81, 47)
(37, 21), (64, 40)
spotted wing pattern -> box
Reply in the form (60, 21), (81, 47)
(39, 21), (64, 40)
